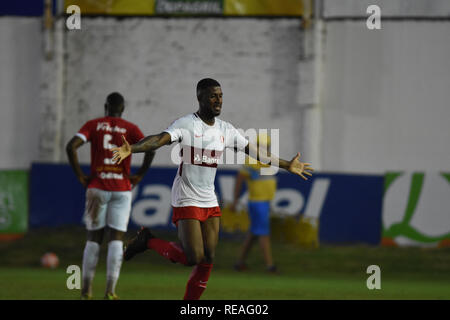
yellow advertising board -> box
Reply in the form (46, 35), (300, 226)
(65, 0), (156, 15)
(64, 0), (309, 16)
(225, 0), (305, 16)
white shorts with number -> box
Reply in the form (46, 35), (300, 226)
(83, 188), (132, 232)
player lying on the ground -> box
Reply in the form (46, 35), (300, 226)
(111, 78), (313, 300)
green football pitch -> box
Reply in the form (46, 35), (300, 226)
(1, 227), (449, 300)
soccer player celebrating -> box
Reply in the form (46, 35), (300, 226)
(66, 92), (155, 300)
(111, 79), (313, 300)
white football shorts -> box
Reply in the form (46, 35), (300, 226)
(83, 188), (132, 232)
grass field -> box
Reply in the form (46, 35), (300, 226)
(1, 227), (449, 300)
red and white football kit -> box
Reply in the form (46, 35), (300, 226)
(164, 112), (248, 225)
(76, 116), (144, 231)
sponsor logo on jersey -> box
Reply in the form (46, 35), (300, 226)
(202, 154), (220, 165)
(99, 172), (124, 180)
(186, 146), (222, 168)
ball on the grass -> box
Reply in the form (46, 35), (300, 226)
(40, 252), (59, 269)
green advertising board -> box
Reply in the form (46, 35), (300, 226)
(383, 172), (450, 247)
(0, 170), (28, 238)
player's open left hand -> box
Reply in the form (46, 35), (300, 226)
(111, 135), (131, 164)
(288, 152), (314, 180)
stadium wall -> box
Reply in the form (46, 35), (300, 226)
(57, 18), (313, 170)
(320, 20), (450, 173)
(0, 18), (42, 169)
(322, 0), (450, 18)
(1, 15), (450, 176)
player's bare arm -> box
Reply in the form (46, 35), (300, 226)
(66, 136), (91, 187)
(111, 132), (171, 164)
(244, 142), (314, 180)
(129, 150), (156, 186)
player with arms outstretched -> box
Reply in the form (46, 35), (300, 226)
(111, 79), (313, 300)
(66, 92), (155, 300)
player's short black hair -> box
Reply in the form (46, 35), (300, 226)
(106, 92), (124, 108)
(196, 78), (221, 98)
(105, 92), (125, 115)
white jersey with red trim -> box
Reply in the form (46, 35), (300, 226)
(164, 113), (248, 208)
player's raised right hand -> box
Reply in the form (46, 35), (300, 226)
(111, 135), (131, 164)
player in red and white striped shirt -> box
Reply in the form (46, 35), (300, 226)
(66, 92), (155, 300)
(112, 79), (313, 300)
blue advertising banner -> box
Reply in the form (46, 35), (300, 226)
(0, 1), (57, 16)
(30, 163), (383, 244)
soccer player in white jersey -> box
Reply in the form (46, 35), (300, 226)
(111, 79), (313, 300)
(66, 92), (155, 300)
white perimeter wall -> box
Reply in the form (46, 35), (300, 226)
(62, 18), (310, 167)
(321, 20), (450, 173)
(0, 18), (42, 169)
(322, 0), (450, 18)
(1, 16), (450, 174)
